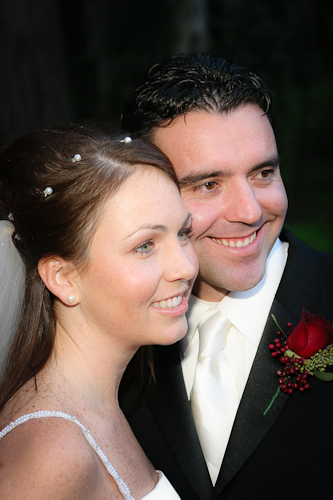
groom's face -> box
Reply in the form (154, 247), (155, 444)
(153, 104), (288, 302)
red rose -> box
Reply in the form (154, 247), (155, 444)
(287, 308), (333, 358)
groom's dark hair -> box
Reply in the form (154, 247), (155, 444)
(121, 53), (273, 140)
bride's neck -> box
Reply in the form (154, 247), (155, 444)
(45, 320), (136, 415)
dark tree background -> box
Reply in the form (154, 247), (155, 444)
(1, 0), (332, 251)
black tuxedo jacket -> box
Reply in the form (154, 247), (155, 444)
(119, 229), (333, 499)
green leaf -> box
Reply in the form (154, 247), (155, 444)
(263, 387), (281, 416)
(314, 370), (333, 381)
(271, 314), (286, 338)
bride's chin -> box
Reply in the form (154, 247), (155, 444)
(164, 324), (188, 346)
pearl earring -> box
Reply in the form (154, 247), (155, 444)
(66, 294), (75, 304)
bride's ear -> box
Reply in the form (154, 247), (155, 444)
(38, 257), (80, 306)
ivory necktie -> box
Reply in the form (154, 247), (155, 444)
(190, 310), (240, 484)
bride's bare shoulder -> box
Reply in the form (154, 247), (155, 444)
(0, 414), (102, 499)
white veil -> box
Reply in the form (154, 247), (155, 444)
(0, 220), (26, 380)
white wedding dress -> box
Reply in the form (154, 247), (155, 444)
(0, 411), (181, 500)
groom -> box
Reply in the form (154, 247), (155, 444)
(119, 54), (333, 498)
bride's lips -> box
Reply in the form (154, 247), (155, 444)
(151, 293), (189, 316)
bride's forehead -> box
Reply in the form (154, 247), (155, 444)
(110, 168), (179, 203)
(96, 174), (184, 230)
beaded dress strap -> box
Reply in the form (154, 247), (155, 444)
(0, 410), (135, 500)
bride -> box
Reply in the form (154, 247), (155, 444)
(0, 124), (198, 499)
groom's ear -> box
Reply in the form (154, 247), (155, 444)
(38, 257), (80, 306)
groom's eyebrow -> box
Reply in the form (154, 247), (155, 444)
(178, 170), (229, 188)
(178, 156), (281, 188)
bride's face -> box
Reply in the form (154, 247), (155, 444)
(76, 168), (198, 350)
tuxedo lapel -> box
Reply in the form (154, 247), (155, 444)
(275, 228), (331, 319)
(213, 229), (331, 496)
(149, 343), (213, 500)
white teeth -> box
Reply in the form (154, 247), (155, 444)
(172, 296), (179, 307)
(212, 232), (257, 248)
(152, 294), (183, 309)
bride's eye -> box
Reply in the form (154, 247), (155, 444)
(134, 241), (154, 254)
(178, 227), (193, 242)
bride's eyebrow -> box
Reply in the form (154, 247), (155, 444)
(126, 224), (168, 239)
(126, 213), (192, 239)
(180, 213), (192, 228)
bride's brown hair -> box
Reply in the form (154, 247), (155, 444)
(0, 123), (178, 411)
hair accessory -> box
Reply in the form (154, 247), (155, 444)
(120, 137), (132, 144)
(72, 154), (82, 162)
(43, 187), (53, 197)
(66, 294), (75, 305)
(8, 212), (14, 221)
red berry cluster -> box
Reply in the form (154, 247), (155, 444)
(269, 322), (310, 395)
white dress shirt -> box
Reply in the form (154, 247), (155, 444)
(181, 238), (289, 400)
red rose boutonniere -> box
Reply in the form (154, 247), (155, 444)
(264, 308), (333, 415)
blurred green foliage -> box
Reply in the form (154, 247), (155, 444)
(285, 220), (333, 254)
